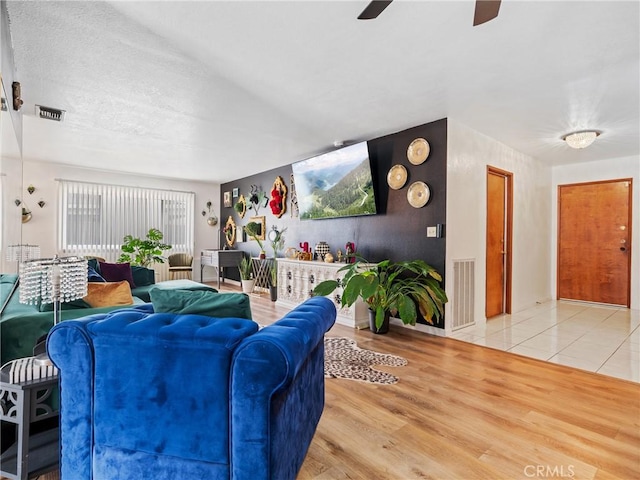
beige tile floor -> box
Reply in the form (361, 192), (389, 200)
(450, 300), (640, 383)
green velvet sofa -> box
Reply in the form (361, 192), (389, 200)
(0, 271), (216, 365)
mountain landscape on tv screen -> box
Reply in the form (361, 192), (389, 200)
(299, 159), (376, 219)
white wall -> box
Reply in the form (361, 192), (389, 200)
(0, 156), (22, 273)
(445, 119), (552, 333)
(551, 156), (640, 309)
(19, 160), (221, 281)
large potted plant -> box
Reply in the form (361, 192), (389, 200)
(313, 257), (448, 334)
(118, 228), (172, 267)
(238, 256), (255, 294)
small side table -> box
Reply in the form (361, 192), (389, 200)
(0, 358), (60, 480)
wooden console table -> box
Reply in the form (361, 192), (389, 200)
(200, 249), (244, 288)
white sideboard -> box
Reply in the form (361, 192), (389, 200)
(275, 258), (370, 329)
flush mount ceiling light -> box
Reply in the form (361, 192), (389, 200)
(562, 130), (601, 149)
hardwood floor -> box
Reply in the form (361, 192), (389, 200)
(244, 286), (640, 480)
(8, 286), (637, 480)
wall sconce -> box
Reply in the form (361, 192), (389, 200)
(202, 200), (218, 226)
(12, 82), (23, 111)
(22, 207), (32, 223)
(562, 130), (601, 149)
(38, 200), (46, 208)
(27, 184), (35, 194)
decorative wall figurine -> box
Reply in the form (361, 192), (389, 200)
(269, 176), (287, 218)
(247, 184), (266, 215)
(289, 174), (299, 218)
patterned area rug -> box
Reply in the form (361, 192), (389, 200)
(324, 337), (408, 385)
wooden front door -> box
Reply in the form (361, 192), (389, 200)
(558, 179), (632, 306)
(486, 167), (513, 318)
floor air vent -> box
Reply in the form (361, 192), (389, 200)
(35, 105), (65, 122)
(452, 259), (475, 330)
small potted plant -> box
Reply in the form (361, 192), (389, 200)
(313, 257), (448, 334)
(238, 256), (254, 294)
(118, 228), (172, 267)
(268, 226), (287, 258)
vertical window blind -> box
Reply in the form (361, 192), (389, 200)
(58, 180), (194, 261)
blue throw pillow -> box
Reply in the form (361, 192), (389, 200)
(88, 265), (106, 282)
(87, 258), (100, 273)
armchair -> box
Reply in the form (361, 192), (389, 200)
(47, 296), (336, 480)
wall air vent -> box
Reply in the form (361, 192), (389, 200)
(35, 105), (66, 122)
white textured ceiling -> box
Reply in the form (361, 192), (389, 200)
(6, 0), (640, 182)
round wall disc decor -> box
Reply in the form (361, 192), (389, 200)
(407, 181), (431, 208)
(387, 164), (408, 190)
(407, 138), (430, 165)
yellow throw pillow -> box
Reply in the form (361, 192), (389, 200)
(83, 280), (134, 308)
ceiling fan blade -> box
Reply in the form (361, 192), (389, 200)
(358, 1), (393, 20)
(473, 0), (501, 26)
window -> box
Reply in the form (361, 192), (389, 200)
(58, 180), (194, 260)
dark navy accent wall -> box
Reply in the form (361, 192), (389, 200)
(220, 118), (447, 327)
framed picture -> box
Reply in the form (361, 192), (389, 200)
(232, 188), (239, 198)
(223, 191), (232, 208)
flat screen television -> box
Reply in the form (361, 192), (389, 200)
(292, 141), (377, 220)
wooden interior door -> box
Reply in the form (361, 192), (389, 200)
(486, 167), (513, 318)
(558, 179), (632, 306)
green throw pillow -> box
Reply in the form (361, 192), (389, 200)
(150, 289), (252, 320)
(131, 266), (155, 287)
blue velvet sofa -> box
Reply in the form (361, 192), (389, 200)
(47, 296), (337, 480)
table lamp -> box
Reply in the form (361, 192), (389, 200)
(19, 255), (88, 364)
(19, 255), (88, 326)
